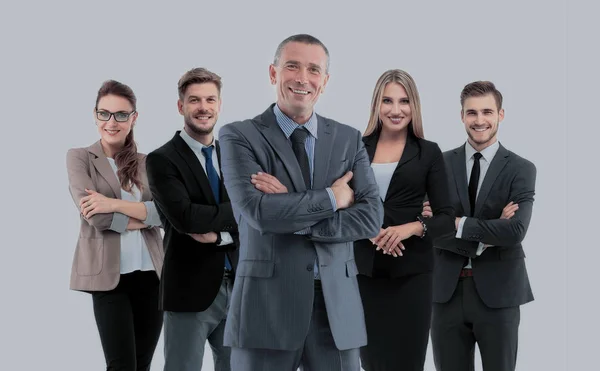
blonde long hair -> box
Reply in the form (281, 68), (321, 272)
(363, 69), (424, 139)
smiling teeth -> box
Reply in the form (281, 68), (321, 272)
(473, 127), (488, 132)
(106, 130), (118, 134)
(292, 89), (308, 95)
(196, 116), (210, 119)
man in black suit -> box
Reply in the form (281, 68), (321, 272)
(428, 81), (536, 371)
(146, 67), (238, 371)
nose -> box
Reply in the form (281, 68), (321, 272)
(295, 67), (308, 85)
(391, 102), (401, 115)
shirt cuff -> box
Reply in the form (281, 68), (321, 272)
(142, 201), (162, 227)
(476, 243), (487, 256)
(326, 187), (337, 212)
(294, 227), (311, 235)
(455, 216), (467, 239)
(218, 232), (234, 246)
(109, 212), (129, 233)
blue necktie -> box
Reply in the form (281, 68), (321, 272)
(201, 146), (232, 271)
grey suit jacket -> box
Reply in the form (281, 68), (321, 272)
(433, 142), (536, 308)
(218, 104), (383, 351)
(66, 141), (164, 292)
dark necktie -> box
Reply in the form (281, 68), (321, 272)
(468, 152), (483, 216)
(290, 127), (312, 189)
(201, 146), (231, 270)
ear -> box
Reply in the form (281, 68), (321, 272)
(460, 109), (465, 123)
(320, 73), (330, 94)
(498, 108), (505, 122)
(131, 111), (139, 127)
(177, 99), (184, 115)
(269, 64), (277, 85)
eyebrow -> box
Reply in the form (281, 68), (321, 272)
(97, 108), (130, 113)
(381, 96), (408, 100)
(188, 95), (218, 100)
(285, 60), (323, 70)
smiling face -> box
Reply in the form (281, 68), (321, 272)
(269, 41), (329, 123)
(461, 94), (504, 151)
(178, 82), (221, 137)
(95, 94), (137, 150)
(379, 82), (412, 135)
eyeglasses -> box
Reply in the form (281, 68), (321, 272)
(95, 109), (136, 122)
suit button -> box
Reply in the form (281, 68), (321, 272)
(306, 264), (313, 272)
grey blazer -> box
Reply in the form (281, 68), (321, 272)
(66, 141), (164, 292)
(218, 104), (384, 351)
(433, 142), (536, 308)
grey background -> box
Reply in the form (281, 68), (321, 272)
(0, 0), (592, 369)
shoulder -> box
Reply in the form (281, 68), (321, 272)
(505, 147), (536, 173)
(317, 114), (363, 142)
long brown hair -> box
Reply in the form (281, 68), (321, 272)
(95, 80), (142, 193)
(363, 69), (424, 139)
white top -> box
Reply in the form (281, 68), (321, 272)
(455, 140), (500, 268)
(371, 162), (398, 202)
(107, 158), (155, 274)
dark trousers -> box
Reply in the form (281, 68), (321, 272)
(230, 281), (360, 371)
(357, 272), (433, 371)
(91, 270), (163, 371)
(431, 277), (520, 371)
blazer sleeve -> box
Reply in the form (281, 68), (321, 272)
(145, 150), (236, 235)
(308, 131), (384, 243)
(461, 160), (537, 247)
(66, 148), (129, 233)
(218, 123), (336, 235)
(421, 143), (456, 238)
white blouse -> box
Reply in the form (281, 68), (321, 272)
(107, 158), (155, 274)
(371, 162), (398, 201)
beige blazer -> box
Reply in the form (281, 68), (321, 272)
(66, 140), (164, 292)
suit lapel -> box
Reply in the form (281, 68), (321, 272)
(312, 116), (334, 190)
(452, 144), (471, 215)
(362, 130), (419, 202)
(255, 104), (308, 192)
(88, 141), (122, 199)
(215, 140), (230, 202)
(171, 132), (217, 204)
(474, 143), (510, 216)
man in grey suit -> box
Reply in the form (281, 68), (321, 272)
(218, 34), (384, 371)
(428, 81), (536, 371)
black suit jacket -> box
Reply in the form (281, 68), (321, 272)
(354, 128), (455, 278)
(145, 131), (239, 312)
(432, 142), (536, 308)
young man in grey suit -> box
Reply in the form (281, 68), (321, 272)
(218, 34), (384, 371)
(427, 81), (537, 371)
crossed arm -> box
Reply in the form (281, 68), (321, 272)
(66, 148), (161, 233)
(218, 124), (383, 241)
(145, 151), (237, 244)
(427, 162), (536, 256)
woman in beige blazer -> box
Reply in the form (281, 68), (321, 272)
(66, 79), (164, 371)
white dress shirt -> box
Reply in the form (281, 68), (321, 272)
(456, 140), (500, 268)
(179, 129), (233, 246)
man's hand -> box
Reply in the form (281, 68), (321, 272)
(80, 189), (115, 218)
(500, 201), (519, 219)
(188, 232), (218, 244)
(330, 171), (354, 210)
(422, 201), (432, 218)
(251, 172), (288, 194)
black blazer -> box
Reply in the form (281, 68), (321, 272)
(432, 142), (536, 308)
(354, 128), (455, 278)
(145, 131), (239, 312)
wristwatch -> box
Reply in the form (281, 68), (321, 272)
(215, 232), (222, 245)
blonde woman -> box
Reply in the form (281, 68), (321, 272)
(354, 69), (455, 370)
